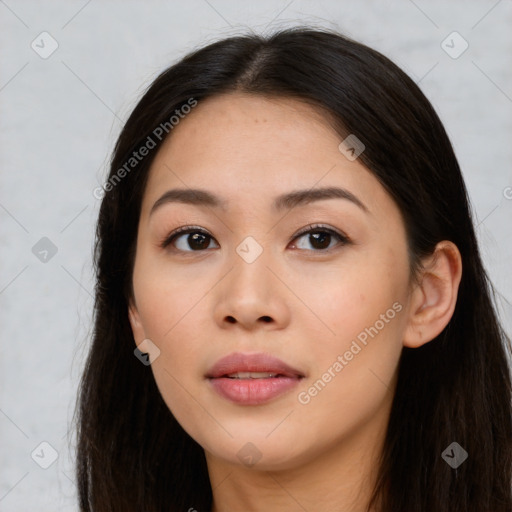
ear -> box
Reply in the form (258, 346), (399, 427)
(403, 241), (462, 348)
(128, 298), (147, 346)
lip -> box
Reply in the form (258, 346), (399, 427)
(206, 352), (305, 405)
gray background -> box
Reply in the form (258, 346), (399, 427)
(1, 0), (511, 509)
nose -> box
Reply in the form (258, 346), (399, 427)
(213, 247), (291, 331)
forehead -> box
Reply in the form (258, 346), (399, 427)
(140, 93), (392, 220)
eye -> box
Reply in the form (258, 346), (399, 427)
(290, 224), (349, 252)
(160, 223), (350, 253)
(160, 225), (218, 252)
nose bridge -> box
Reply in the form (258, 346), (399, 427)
(229, 233), (273, 296)
(213, 231), (288, 329)
(227, 202), (275, 274)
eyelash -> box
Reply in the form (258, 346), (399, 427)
(160, 223), (350, 254)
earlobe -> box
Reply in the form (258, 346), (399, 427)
(403, 241), (462, 348)
(128, 299), (146, 344)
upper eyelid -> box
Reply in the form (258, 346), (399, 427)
(167, 223), (345, 239)
(293, 223), (345, 237)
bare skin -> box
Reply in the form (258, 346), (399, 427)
(128, 92), (462, 512)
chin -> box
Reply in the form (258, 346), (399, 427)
(201, 431), (314, 472)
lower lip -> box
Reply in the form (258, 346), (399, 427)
(209, 376), (301, 405)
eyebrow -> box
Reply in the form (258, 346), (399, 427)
(149, 186), (369, 216)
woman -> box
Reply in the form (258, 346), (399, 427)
(75, 27), (512, 511)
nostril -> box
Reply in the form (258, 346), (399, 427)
(224, 315), (272, 324)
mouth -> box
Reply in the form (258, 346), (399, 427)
(224, 372), (288, 379)
(206, 352), (305, 405)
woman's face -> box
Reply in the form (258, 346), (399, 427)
(129, 92), (414, 471)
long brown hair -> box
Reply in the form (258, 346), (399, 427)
(74, 27), (512, 511)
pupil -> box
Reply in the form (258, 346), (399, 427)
(310, 232), (330, 249)
(189, 233), (208, 250)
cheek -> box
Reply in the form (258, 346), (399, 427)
(299, 250), (408, 403)
(132, 246), (212, 341)
(131, 251), (212, 373)
(307, 259), (405, 348)
(307, 292), (404, 401)
(294, 285), (404, 446)
(134, 289), (206, 388)
(131, 259), (208, 419)
(135, 289), (206, 422)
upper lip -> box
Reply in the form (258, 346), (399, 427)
(206, 352), (305, 379)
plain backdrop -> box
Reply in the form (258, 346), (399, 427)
(1, 1), (511, 510)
